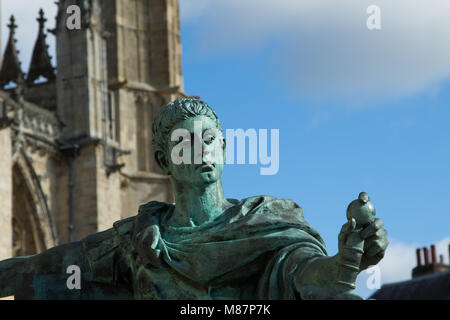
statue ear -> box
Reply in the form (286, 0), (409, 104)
(155, 150), (170, 175)
(222, 136), (226, 151)
(222, 137), (226, 163)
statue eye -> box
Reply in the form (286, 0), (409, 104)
(204, 135), (215, 144)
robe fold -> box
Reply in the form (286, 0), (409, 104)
(7, 195), (328, 299)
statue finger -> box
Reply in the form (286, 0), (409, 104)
(366, 239), (388, 257)
(360, 218), (384, 239)
(363, 229), (387, 250)
(373, 250), (386, 261)
(373, 228), (387, 241)
(366, 241), (381, 257)
(345, 218), (356, 233)
(149, 226), (161, 250)
(361, 250), (386, 270)
(339, 218), (356, 242)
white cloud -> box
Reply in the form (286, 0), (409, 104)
(1, 0), (57, 73)
(354, 237), (450, 298)
(377, 239), (418, 283)
(378, 237), (450, 284)
(180, 0), (450, 103)
(3, 1), (449, 103)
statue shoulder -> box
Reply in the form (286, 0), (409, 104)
(239, 195), (304, 217)
(83, 201), (170, 247)
(137, 200), (173, 216)
(79, 215), (139, 287)
(241, 196), (326, 248)
(134, 200), (173, 235)
(82, 216), (135, 249)
(82, 201), (172, 261)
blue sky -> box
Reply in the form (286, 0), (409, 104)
(179, 0), (450, 298)
(3, 0), (450, 298)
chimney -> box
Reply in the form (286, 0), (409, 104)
(412, 244), (450, 279)
(423, 247), (430, 265)
(431, 245), (437, 263)
(416, 248), (422, 266)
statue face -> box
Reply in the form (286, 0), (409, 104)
(166, 115), (225, 188)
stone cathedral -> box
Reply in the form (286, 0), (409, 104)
(0, 0), (184, 261)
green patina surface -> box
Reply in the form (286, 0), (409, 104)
(0, 98), (388, 299)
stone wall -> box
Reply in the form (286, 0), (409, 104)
(0, 0), (184, 258)
(0, 127), (12, 260)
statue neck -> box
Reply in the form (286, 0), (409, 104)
(168, 179), (231, 227)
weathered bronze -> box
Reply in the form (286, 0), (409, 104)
(0, 98), (388, 299)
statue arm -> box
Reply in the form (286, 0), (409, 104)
(292, 218), (363, 299)
(0, 241), (89, 299)
(0, 215), (139, 299)
(293, 254), (362, 299)
(293, 217), (387, 299)
(0, 255), (31, 297)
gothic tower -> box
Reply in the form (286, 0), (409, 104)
(0, 11), (59, 259)
(0, 0), (184, 261)
(53, 0), (184, 241)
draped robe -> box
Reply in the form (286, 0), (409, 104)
(4, 196), (328, 299)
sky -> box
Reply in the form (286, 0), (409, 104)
(2, 0), (450, 299)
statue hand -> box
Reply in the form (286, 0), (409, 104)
(300, 285), (363, 300)
(337, 217), (388, 272)
(294, 254), (365, 300)
(294, 216), (387, 299)
(337, 217), (357, 255)
(359, 218), (388, 271)
(134, 225), (163, 267)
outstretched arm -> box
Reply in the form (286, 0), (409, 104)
(294, 218), (388, 299)
(294, 253), (363, 299)
(0, 226), (129, 300)
(0, 255), (31, 297)
(0, 240), (88, 299)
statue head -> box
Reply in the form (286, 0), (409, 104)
(152, 98), (226, 187)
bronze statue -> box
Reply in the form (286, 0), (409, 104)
(0, 98), (388, 299)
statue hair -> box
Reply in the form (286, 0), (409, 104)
(152, 98), (222, 163)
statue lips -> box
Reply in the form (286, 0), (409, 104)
(196, 162), (215, 173)
(198, 164), (214, 173)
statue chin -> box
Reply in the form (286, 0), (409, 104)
(192, 165), (224, 186)
(185, 174), (220, 189)
(171, 171), (220, 189)
(199, 171), (219, 183)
